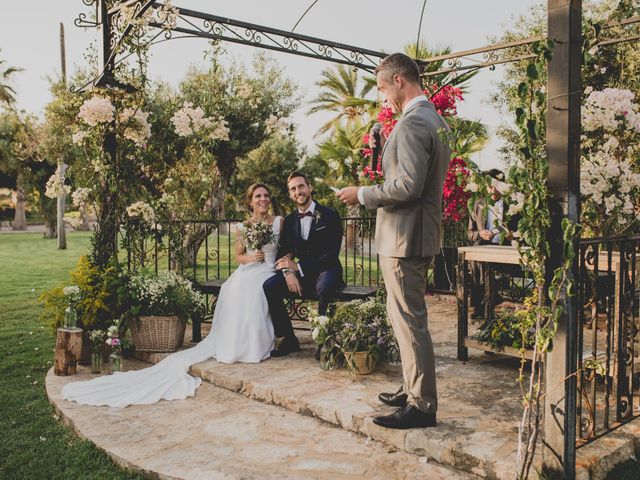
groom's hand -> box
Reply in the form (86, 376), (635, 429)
(336, 186), (360, 206)
(284, 271), (302, 296)
(276, 257), (297, 271)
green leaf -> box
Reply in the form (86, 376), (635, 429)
(517, 82), (529, 100)
(526, 63), (539, 80)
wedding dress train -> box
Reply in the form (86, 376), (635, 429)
(61, 217), (280, 408)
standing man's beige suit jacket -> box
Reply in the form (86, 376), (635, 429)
(361, 98), (450, 414)
(362, 100), (450, 257)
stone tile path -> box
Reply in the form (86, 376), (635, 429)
(46, 295), (640, 479)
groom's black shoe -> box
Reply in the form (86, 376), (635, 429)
(373, 405), (436, 430)
(378, 386), (408, 408)
(270, 335), (300, 357)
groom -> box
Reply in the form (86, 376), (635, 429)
(263, 171), (344, 357)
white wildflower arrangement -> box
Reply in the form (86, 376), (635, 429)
(239, 219), (276, 252)
(128, 271), (204, 321)
(63, 285), (81, 305)
(78, 95), (115, 127)
(89, 329), (106, 353)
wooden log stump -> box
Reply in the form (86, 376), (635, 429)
(54, 327), (83, 376)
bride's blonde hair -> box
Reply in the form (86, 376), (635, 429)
(245, 183), (271, 212)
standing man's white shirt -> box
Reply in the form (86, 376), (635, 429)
(357, 95), (430, 205)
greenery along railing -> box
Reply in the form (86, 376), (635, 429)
(575, 235), (640, 447)
(117, 217), (471, 293)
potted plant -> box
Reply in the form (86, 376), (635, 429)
(127, 270), (204, 352)
(310, 293), (398, 375)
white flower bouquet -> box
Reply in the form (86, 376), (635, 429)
(239, 219), (276, 252)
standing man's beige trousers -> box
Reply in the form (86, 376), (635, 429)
(379, 255), (437, 414)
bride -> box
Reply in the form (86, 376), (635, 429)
(62, 183), (281, 408)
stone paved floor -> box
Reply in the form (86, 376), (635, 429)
(46, 295), (640, 479)
(47, 365), (475, 480)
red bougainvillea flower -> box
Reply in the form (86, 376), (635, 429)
(442, 157), (471, 222)
(424, 84), (464, 117)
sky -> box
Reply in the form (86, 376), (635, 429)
(0, 1), (542, 170)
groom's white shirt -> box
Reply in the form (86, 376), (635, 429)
(298, 200), (316, 241)
(294, 200), (316, 277)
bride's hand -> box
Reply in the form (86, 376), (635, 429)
(253, 250), (265, 263)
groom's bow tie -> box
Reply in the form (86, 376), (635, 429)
(297, 211), (313, 219)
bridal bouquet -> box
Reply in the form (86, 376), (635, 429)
(240, 219), (276, 251)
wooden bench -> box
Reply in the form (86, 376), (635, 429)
(191, 279), (379, 342)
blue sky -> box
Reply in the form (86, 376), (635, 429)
(0, 1), (542, 169)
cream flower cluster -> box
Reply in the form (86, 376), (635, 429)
(72, 131), (88, 145)
(121, 107), (152, 146)
(264, 114), (288, 134)
(581, 157), (640, 217)
(171, 102), (230, 141)
(118, 2), (178, 30)
(78, 95), (115, 127)
(126, 201), (155, 224)
(44, 166), (71, 199)
(582, 88), (640, 133)
(72, 187), (92, 208)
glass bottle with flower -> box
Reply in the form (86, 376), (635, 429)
(88, 329), (106, 374)
(105, 325), (123, 373)
(62, 285), (81, 329)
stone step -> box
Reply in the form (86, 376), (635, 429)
(47, 365), (474, 480)
(135, 336), (521, 479)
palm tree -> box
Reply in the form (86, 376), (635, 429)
(446, 117), (489, 158)
(404, 40), (478, 93)
(0, 53), (21, 107)
(307, 65), (377, 137)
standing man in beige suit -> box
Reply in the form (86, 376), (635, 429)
(337, 53), (450, 429)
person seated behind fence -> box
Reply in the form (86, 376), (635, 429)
(467, 168), (518, 319)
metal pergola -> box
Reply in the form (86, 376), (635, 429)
(74, 1), (640, 477)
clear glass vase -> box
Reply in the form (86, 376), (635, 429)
(63, 306), (77, 329)
(90, 352), (102, 374)
(109, 352), (123, 373)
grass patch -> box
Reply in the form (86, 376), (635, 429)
(0, 232), (145, 480)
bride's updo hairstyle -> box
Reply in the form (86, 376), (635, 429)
(245, 183), (272, 212)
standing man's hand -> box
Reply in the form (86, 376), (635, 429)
(336, 187), (360, 206)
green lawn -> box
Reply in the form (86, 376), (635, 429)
(0, 232), (145, 480)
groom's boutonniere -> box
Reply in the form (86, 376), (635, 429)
(312, 210), (322, 223)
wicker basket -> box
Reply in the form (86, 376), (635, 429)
(129, 316), (186, 352)
(345, 351), (376, 375)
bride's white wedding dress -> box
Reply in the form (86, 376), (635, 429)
(61, 217), (280, 408)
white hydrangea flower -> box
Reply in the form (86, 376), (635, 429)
(78, 95), (115, 127)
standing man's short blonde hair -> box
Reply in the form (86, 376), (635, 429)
(374, 53), (421, 85)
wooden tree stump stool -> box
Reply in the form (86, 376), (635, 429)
(54, 327), (83, 376)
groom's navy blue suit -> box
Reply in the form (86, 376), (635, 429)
(263, 202), (344, 339)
